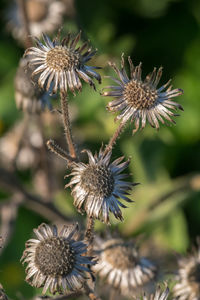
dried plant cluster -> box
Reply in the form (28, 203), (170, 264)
(2, 1), (200, 300)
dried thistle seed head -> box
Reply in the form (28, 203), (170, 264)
(0, 284), (8, 300)
(140, 285), (170, 300)
(15, 57), (52, 113)
(24, 32), (101, 94)
(173, 239), (200, 300)
(6, 0), (65, 43)
(93, 237), (156, 296)
(66, 148), (136, 224)
(102, 54), (183, 134)
(21, 223), (94, 294)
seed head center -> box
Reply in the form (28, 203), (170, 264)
(35, 237), (75, 276)
(81, 165), (114, 198)
(46, 46), (80, 71)
(124, 79), (158, 109)
(104, 240), (137, 270)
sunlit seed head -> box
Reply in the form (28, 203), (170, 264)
(46, 46), (80, 72)
(35, 237), (75, 276)
(103, 240), (138, 270)
(81, 165), (115, 198)
(123, 80), (158, 109)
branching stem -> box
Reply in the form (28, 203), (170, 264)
(47, 139), (76, 164)
(60, 92), (77, 159)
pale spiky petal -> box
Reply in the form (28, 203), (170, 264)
(15, 57), (51, 114)
(103, 55), (183, 134)
(141, 285), (170, 300)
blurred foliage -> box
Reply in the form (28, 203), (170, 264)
(0, 0), (200, 298)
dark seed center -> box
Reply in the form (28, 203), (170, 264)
(104, 240), (137, 270)
(123, 79), (158, 109)
(188, 263), (200, 283)
(35, 237), (75, 276)
(46, 46), (80, 71)
(81, 165), (114, 198)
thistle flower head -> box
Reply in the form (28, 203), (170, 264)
(173, 239), (200, 300)
(21, 223), (94, 294)
(66, 148), (136, 224)
(0, 284), (8, 300)
(93, 237), (156, 296)
(24, 32), (101, 94)
(15, 57), (51, 113)
(6, 0), (65, 43)
(140, 285), (170, 300)
(102, 54), (183, 134)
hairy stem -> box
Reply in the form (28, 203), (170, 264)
(85, 216), (95, 256)
(104, 121), (126, 155)
(60, 92), (77, 159)
(47, 139), (76, 164)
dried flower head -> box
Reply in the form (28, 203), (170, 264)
(0, 284), (8, 300)
(15, 57), (51, 113)
(24, 32), (101, 94)
(102, 54), (183, 134)
(173, 239), (200, 300)
(66, 149), (136, 224)
(140, 285), (170, 300)
(6, 0), (65, 43)
(93, 237), (156, 296)
(21, 223), (94, 294)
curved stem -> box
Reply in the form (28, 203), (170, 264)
(104, 121), (126, 155)
(60, 92), (77, 159)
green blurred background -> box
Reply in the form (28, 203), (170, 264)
(0, 0), (200, 298)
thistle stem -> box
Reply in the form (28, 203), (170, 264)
(104, 121), (126, 155)
(47, 139), (76, 164)
(60, 92), (77, 159)
(85, 216), (95, 256)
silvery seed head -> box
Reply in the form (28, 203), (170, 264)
(173, 239), (200, 300)
(0, 284), (8, 300)
(66, 148), (136, 224)
(93, 237), (156, 296)
(15, 57), (51, 113)
(21, 223), (94, 294)
(102, 54), (183, 134)
(24, 32), (101, 94)
(6, 0), (65, 43)
(138, 285), (170, 300)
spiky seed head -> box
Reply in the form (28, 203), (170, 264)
(24, 33), (101, 94)
(93, 237), (156, 296)
(102, 55), (183, 134)
(173, 239), (200, 300)
(66, 149), (136, 224)
(21, 223), (94, 294)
